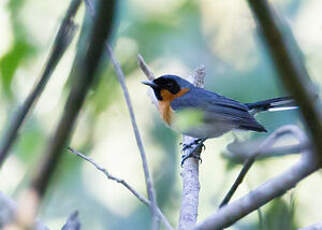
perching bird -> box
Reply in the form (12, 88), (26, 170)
(142, 75), (297, 164)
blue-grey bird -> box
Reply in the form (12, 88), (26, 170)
(142, 75), (296, 164)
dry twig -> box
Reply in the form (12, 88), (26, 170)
(223, 138), (308, 163)
(106, 45), (160, 229)
(68, 147), (173, 230)
(84, 1), (160, 227)
(219, 125), (307, 208)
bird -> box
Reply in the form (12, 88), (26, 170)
(142, 74), (297, 165)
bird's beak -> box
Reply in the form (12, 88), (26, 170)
(141, 80), (158, 88)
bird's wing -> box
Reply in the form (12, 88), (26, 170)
(171, 88), (266, 132)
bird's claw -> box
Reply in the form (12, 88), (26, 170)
(181, 138), (207, 166)
(181, 152), (202, 167)
(182, 138), (204, 151)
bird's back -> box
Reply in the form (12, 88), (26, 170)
(170, 87), (266, 138)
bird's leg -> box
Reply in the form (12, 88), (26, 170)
(181, 138), (207, 166)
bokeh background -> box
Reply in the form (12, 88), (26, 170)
(0, 0), (321, 229)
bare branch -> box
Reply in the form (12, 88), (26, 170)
(30, 0), (116, 199)
(106, 45), (159, 229)
(0, 0), (81, 166)
(194, 150), (319, 229)
(3, 2), (118, 230)
(84, 1), (160, 228)
(68, 148), (174, 230)
(178, 66), (206, 230)
(223, 139), (308, 163)
(137, 54), (156, 81)
(219, 125), (308, 208)
(247, 0), (322, 161)
(193, 0), (322, 227)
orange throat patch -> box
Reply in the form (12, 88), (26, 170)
(158, 88), (189, 125)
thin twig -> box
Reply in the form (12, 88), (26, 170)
(83, 1), (160, 227)
(219, 125), (307, 208)
(106, 45), (160, 229)
(68, 147), (174, 230)
(0, 0), (81, 167)
(137, 54), (156, 81)
(178, 66), (206, 230)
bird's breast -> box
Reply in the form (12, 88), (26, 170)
(157, 88), (190, 126)
(158, 101), (174, 126)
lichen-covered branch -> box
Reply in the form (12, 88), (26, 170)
(178, 66), (205, 230)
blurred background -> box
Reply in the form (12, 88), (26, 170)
(0, 0), (321, 229)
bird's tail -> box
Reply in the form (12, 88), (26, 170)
(246, 97), (297, 114)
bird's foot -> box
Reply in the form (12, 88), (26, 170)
(181, 138), (207, 166)
(182, 138), (206, 151)
(181, 152), (202, 166)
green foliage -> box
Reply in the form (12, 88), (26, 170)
(0, 0), (36, 98)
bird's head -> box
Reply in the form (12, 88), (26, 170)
(142, 75), (193, 101)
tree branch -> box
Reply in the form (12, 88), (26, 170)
(30, 0), (115, 200)
(68, 147), (173, 230)
(194, 148), (319, 229)
(247, 0), (322, 160)
(4, 2), (116, 230)
(137, 56), (207, 230)
(137, 54), (156, 81)
(178, 66), (206, 230)
(223, 139), (308, 163)
(83, 1), (160, 227)
(194, 0), (322, 227)
(106, 45), (160, 229)
(219, 125), (309, 208)
(0, 0), (81, 166)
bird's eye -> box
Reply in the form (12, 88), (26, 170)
(167, 82), (173, 87)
